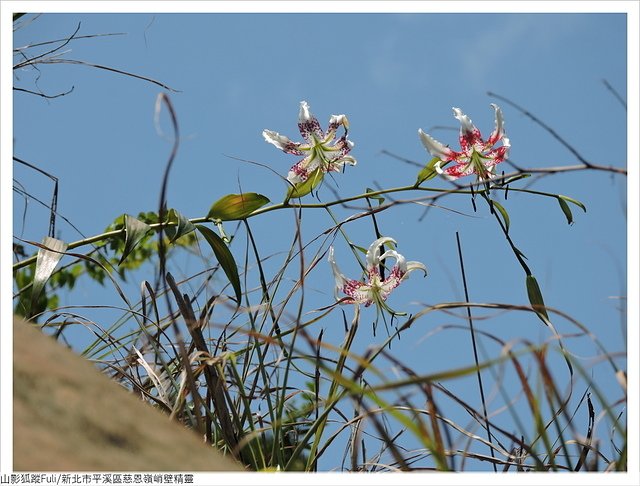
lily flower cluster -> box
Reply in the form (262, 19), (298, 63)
(263, 101), (510, 309)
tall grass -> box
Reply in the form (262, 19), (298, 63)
(19, 218), (625, 472)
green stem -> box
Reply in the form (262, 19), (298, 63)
(480, 192), (532, 276)
(12, 180), (568, 273)
(12, 184), (437, 272)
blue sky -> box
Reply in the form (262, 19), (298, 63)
(4, 2), (639, 480)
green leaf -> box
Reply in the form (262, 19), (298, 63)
(286, 168), (324, 200)
(559, 194), (587, 213)
(207, 192), (270, 221)
(165, 208), (195, 243)
(416, 157), (441, 185)
(502, 173), (531, 185)
(526, 274), (549, 321)
(365, 187), (385, 205)
(119, 214), (152, 265)
(491, 199), (510, 232)
(31, 236), (68, 317)
(196, 225), (242, 303)
(352, 244), (368, 255)
(514, 247), (528, 260)
(557, 197), (574, 225)
(136, 211), (160, 224)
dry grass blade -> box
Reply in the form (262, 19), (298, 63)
(30, 237), (68, 317)
(165, 272), (243, 460)
(574, 393), (596, 471)
(13, 22), (82, 70)
(37, 58), (179, 92)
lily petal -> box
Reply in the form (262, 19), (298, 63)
(298, 100), (325, 143)
(263, 130), (304, 155)
(381, 249), (405, 271)
(328, 246), (348, 291)
(452, 107), (477, 136)
(484, 144), (510, 166)
(329, 246), (375, 305)
(453, 107), (483, 151)
(405, 260), (428, 277)
(324, 138), (357, 172)
(435, 160), (462, 181)
(326, 114), (349, 140)
(366, 237), (397, 270)
(442, 161), (477, 179)
(377, 251), (427, 299)
(288, 155), (322, 184)
(376, 249), (404, 299)
(486, 103), (505, 146)
(419, 129), (456, 161)
(343, 280), (376, 306)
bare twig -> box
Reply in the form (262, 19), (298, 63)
(455, 232), (497, 471)
(487, 91), (594, 168)
(38, 58), (179, 92)
(14, 32), (125, 52)
(13, 23), (82, 70)
(13, 156), (59, 238)
(602, 79), (627, 110)
(13, 85), (75, 99)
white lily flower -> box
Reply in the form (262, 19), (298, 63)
(328, 237), (426, 308)
(418, 104), (510, 182)
(263, 101), (357, 186)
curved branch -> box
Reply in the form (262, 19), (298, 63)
(38, 58), (179, 92)
(14, 85), (75, 99)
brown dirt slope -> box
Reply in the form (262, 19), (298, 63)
(13, 317), (244, 472)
